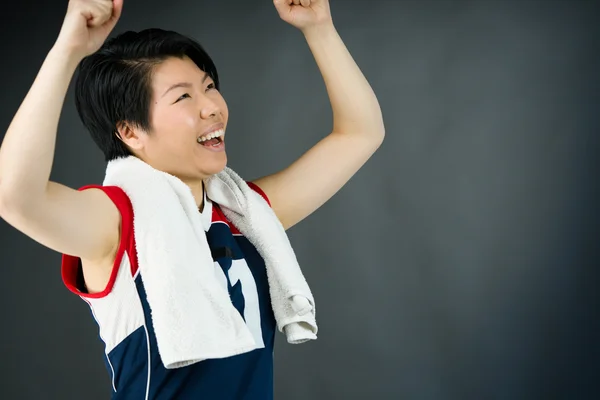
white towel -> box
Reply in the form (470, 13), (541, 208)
(103, 156), (317, 369)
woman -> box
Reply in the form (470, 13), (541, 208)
(0, 0), (384, 398)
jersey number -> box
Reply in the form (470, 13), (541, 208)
(214, 259), (265, 348)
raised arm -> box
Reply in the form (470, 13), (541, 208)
(253, 0), (385, 230)
(0, 0), (123, 262)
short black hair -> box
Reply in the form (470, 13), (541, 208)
(74, 28), (219, 162)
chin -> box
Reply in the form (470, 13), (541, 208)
(199, 155), (228, 177)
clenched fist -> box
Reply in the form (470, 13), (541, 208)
(55, 0), (123, 60)
(273, 0), (332, 31)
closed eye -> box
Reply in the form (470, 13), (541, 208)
(175, 93), (191, 103)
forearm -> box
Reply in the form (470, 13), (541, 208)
(303, 24), (384, 138)
(0, 45), (81, 207)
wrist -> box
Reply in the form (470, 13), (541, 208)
(301, 22), (337, 41)
(49, 41), (86, 70)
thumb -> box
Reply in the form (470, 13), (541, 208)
(273, 0), (291, 13)
(98, 0), (123, 35)
(112, 0), (124, 21)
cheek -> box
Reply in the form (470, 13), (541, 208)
(217, 96), (229, 120)
(152, 106), (199, 132)
(221, 102), (229, 118)
(184, 112), (201, 128)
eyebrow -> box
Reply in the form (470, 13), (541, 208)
(161, 73), (211, 98)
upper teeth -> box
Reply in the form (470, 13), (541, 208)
(197, 129), (224, 143)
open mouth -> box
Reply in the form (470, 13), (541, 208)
(197, 129), (224, 147)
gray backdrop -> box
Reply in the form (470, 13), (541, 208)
(1, 0), (598, 399)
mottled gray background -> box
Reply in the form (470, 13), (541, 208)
(1, 0), (598, 399)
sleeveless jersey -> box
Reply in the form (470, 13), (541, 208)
(61, 183), (276, 400)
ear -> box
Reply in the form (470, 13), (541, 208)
(116, 121), (145, 151)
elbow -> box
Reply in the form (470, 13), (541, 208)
(377, 124), (386, 143)
(0, 180), (8, 217)
(372, 132), (384, 154)
(372, 122), (385, 149)
(0, 191), (33, 232)
(0, 174), (49, 220)
(361, 127), (384, 155)
(367, 112), (385, 148)
(366, 105), (385, 146)
(378, 115), (386, 139)
(0, 183), (33, 220)
(0, 188), (18, 219)
(0, 193), (15, 222)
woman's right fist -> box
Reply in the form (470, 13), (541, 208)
(55, 0), (123, 60)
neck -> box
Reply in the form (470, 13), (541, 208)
(183, 178), (205, 211)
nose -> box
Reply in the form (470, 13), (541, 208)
(199, 97), (220, 120)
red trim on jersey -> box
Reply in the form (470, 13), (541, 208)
(247, 181), (271, 207)
(211, 204), (241, 234)
(60, 181), (270, 297)
(61, 185), (135, 299)
(211, 181), (272, 234)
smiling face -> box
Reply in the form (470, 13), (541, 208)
(119, 56), (229, 184)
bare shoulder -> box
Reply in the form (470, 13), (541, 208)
(76, 186), (123, 294)
(1, 181), (122, 273)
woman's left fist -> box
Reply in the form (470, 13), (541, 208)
(273, 0), (332, 31)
